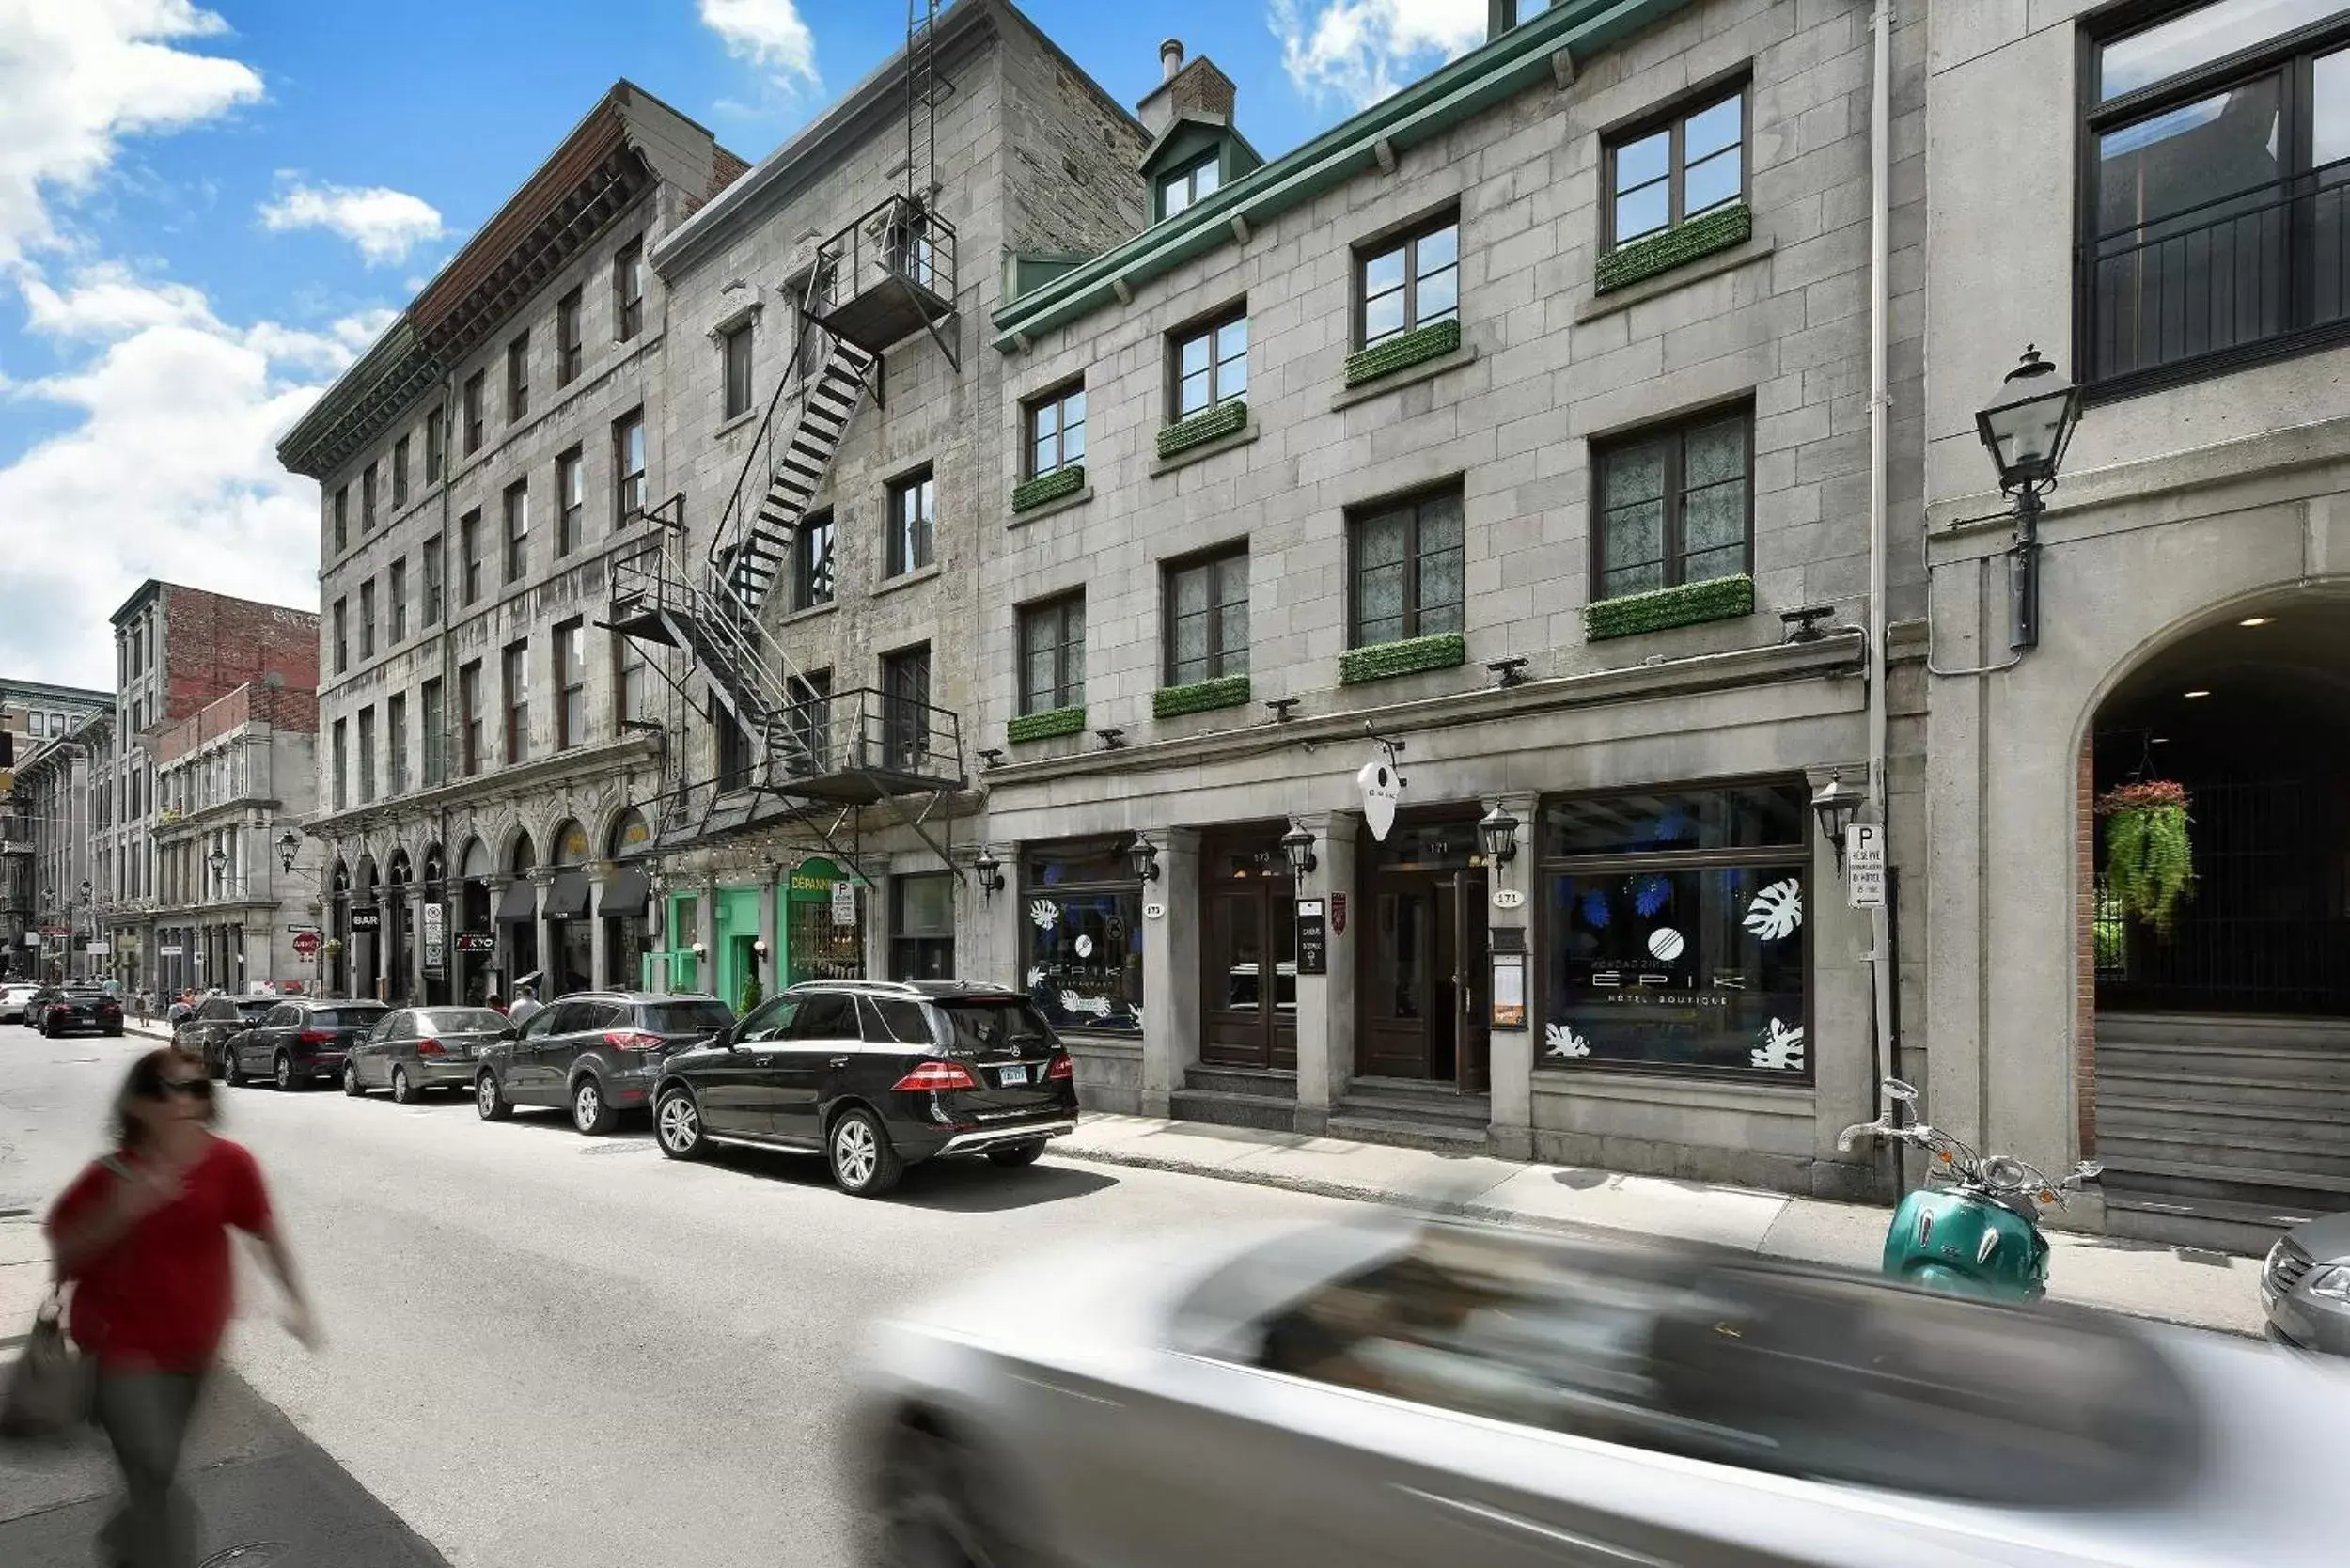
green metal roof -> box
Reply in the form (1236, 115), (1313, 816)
(991, 0), (1688, 352)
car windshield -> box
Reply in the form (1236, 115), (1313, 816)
(639, 1000), (733, 1034)
(310, 1006), (388, 1027)
(238, 998), (281, 1019)
(418, 1008), (508, 1034)
(935, 998), (1057, 1054)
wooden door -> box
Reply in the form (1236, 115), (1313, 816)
(1358, 880), (1437, 1078)
(1452, 874), (1490, 1092)
(1202, 884), (1299, 1069)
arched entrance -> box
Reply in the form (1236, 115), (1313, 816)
(497, 830), (539, 997)
(420, 843), (450, 1005)
(328, 859), (352, 996)
(547, 819), (592, 996)
(2088, 602), (2350, 1229)
(385, 850), (414, 1006)
(354, 855), (384, 1001)
(601, 808), (652, 988)
(458, 838), (494, 1005)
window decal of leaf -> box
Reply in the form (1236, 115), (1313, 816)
(1545, 1022), (1592, 1059)
(1742, 878), (1803, 941)
(1579, 889), (1611, 928)
(1749, 1017), (1805, 1071)
(1634, 874), (1671, 918)
(1029, 899), (1060, 931)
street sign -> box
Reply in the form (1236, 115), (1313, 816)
(1846, 822), (1887, 909)
(831, 879), (856, 927)
(84, 941), (110, 957)
(291, 931), (321, 958)
(421, 902), (446, 972)
(159, 945), (184, 957)
(455, 932), (495, 954)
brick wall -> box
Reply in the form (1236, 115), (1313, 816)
(2076, 733), (2097, 1156)
(159, 586), (321, 727)
(152, 682), (322, 765)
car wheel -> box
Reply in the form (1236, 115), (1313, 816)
(828, 1106), (903, 1198)
(222, 1050), (242, 1087)
(343, 1061), (365, 1097)
(572, 1076), (618, 1136)
(984, 1139), (1047, 1169)
(274, 1053), (299, 1091)
(39, 1017), (52, 1038)
(476, 1072), (513, 1121)
(873, 1423), (1015, 1568)
(654, 1090), (706, 1160)
(391, 1066), (418, 1105)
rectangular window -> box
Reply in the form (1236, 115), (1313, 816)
(556, 288), (584, 384)
(458, 661), (483, 776)
(1606, 84), (1746, 248)
(1166, 546), (1249, 684)
(2086, 6), (2350, 385)
(356, 706), (377, 805)
(386, 692), (408, 795)
(614, 409), (646, 525)
(1025, 382), (1087, 478)
(331, 486), (348, 554)
(1018, 593), (1086, 714)
(615, 632), (650, 728)
(359, 463), (378, 531)
(332, 598), (349, 675)
(387, 558), (407, 643)
(506, 330), (530, 423)
(556, 447), (586, 557)
(331, 718), (348, 810)
(1171, 310), (1248, 418)
(462, 371), (485, 454)
(424, 407), (445, 483)
(358, 579), (376, 659)
(1591, 405), (1752, 602)
(1357, 213), (1461, 347)
(614, 236), (645, 341)
(391, 435), (411, 509)
(889, 873), (956, 981)
(459, 510), (483, 605)
(421, 535), (443, 625)
(555, 619), (588, 750)
(503, 481), (529, 584)
(881, 644), (932, 771)
(1349, 484), (1464, 646)
(793, 508), (836, 610)
(887, 468), (935, 576)
(421, 677), (446, 787)
(711, 693), (752, 792)
(1020, 839), (1142, 1033)
(1543, 781), (1810, 1078)
(502, 640), (530, 765)
(1159, 149), (1221, 219)
(782, 666), (831, 771)
(721, 321), (754, 420)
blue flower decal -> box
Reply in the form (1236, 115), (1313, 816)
(1579, 889), (1612, 929)
(1634, 875), (1672, 918)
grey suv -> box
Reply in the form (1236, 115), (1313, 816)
(473, 991), (735, 1134)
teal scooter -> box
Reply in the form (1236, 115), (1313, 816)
(1838, 1078), (2103, 1300)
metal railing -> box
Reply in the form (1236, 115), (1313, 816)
(705, 264), (846, 601)
(610, 532), (805, 729)
(811, 192), (957, 314)
(768, 686), (964, 784)
(2088, 161), (2350, 384)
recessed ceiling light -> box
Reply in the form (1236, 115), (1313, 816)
(2151, 736), (2170, 744)
(2239, 616), (2275, 627)
(2184, 689), (2212, 698)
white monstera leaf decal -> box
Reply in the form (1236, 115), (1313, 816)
(1025, 967), (1046, 989)
(1544, 1022), (1592, 1059)
(1028, 899), (1060, 931)
(1741, 879), (1803, 942)
(1749, 1018), (1806, 1071)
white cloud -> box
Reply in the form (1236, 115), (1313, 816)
(0, 0), (265, 263)
(699, 0), (820, 90)
(1271, 0), (1486, 111)
(258, 180), (445, 266)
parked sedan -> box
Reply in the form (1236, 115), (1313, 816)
(0, 981), (42, 1024)
(345, 1006), (514, 1103)
(177, 994), (284, 1077)
(2263, 1212), (2350, 1355)
(857, 1215), (2344, 1568)
(473, 991), (733, 1134)
(651, 980), (1077, 1196)
(31, 986), (123, 1038)
(223, 997), (391, 1090)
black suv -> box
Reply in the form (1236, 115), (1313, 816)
(178, 994), (285, 1077)
(473, 992), (735, 1134)
(30, 986), (123, 1038)
(224, 997), (392, 1090)
(651, 980), (1077, 1197)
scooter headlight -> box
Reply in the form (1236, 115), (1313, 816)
(2307, 1266), (2350, 1303)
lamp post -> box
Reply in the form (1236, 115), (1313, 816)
(1974, 345), (2083, 652)
(1810, 770), (1861, 864)
(77, 878), (91, 984)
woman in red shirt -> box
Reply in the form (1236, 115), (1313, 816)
(47, 1047), (318, 1568)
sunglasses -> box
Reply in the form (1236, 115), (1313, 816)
(149, 1078), (213, 1100)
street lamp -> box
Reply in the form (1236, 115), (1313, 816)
(277, 830), (301, 872)
(1279, 821), (1318, 879)
(1811, 770), (1861, 863)
(972, 846), (1005, 902)
(1127, 833), (1161, 884)
(1975, 345), (2083, 651)
(1476, 804), (1521, 868)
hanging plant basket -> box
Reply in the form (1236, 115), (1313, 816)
(2095, 779), (2196, 938)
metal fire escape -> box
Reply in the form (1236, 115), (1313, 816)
(606, 0), (964, 884)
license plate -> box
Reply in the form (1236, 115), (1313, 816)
(998, 1063), (1030, 1086)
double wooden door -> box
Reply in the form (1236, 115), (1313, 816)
(1358, 870), (1490, 1090)
(1201, 877), (1297, 1070)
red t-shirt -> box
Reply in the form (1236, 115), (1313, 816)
(47, 1137), (273, 1371)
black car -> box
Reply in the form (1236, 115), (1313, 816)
(31, 986), (124, 1038)
(223, 997), (392, 1090)
(178, 994), (285, 1076)
(650, 980), (1078, 1197)
(473, 992), (735, 1134)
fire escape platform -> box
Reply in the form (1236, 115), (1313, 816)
(807, 272), (954, 357)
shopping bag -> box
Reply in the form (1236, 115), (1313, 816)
(0, 1288), (89, 1440)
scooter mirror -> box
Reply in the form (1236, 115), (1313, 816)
(1881, 1078), (1919, 1103)
(2072, 1160), (2104, 1181)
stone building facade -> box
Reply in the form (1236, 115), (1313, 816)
(1, 679), (112, 972)
(11, 711), (109, 983)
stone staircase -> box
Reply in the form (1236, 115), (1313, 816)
(1171, 1065), (1297, 1132)
(1329, 1079), (1492, 1154)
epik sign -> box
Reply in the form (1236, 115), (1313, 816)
(1357, 753), (1401, 841)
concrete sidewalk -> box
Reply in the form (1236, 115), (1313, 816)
(1055, 1113), (2271, 1340)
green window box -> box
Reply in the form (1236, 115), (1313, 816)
(1595, 204), (1753, 296)
(1011, 465), (1085, 513)
(1583, 574), (1754, 641)
(1339, 632), (1465, 685)
(1007, 705), (1087, 745)
(1155, 400), (1248, 460)
(1152, 674), (1251, 719)
(1344, 319), (1461, 388)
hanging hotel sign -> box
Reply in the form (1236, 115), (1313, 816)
(1295, 899), (1328, 976)
(1356, 745), (1403, 841)
(1845, 823), (1886, 909)
(421, 902), (447, 974)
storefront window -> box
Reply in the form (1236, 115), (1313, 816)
(1023, 840), (1142, 1033)
(1543, 782), (1810, 1078)
(890, 872), (955, 980)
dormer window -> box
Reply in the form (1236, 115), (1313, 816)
(1159, 150), (1221, 220)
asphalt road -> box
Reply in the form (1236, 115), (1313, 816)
(0, 1027), (1345, 1567)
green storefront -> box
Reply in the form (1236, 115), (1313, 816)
(650, 856), (865, 1011)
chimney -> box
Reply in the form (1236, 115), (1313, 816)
(1160, 38), (1184, 81)
(1136, 40), (1240, 137)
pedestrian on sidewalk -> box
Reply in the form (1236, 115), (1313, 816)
(43, 1046), (320, 1568)
(507, 984), (542, 1026)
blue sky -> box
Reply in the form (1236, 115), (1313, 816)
(0, 0), (1488, 690)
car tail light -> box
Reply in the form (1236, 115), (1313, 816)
(1045, 1053), (1073, 1082)
(893, 1060), (979, 1092)
(604, 1029), (665, 1053)
(416, 1036), (446, 1056)
(298, 1028), (337, 1044)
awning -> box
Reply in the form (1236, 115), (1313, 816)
(601, 866), (651, 915)
(543, 869), (591, 920)
(495, 879), (539, 923)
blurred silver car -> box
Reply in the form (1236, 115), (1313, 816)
(856, 1215), (2344, 1568)
(0, 981), (39, 1024)
(344, 1005), (514, 1103)
(2264, 1212), (2350, 1355)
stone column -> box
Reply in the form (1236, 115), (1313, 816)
(1138, 828), (1200, 1119)
(692, 883), (716, 995)
(487, 876), (512, 996)
(588, 866), (611, 989)
(757, 876), (781, 996)
(1484, 792), (1539, 1161)
(529, 870), (556, 998)
(1293, 810), (1360, 1133)
(409, 888), (431, 1004)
